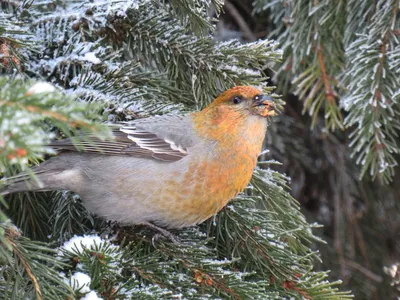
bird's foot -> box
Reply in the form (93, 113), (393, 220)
(141, 222), (180, 245)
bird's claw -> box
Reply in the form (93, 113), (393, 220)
(141, 222), (180, 245)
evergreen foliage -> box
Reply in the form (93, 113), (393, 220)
(1, 0), (387, 298)
(255, 0), (400, 183)
(252, 1), (400, 298)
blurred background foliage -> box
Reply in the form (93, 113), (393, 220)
(0, 0), (399, 299)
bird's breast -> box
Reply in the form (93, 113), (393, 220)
(156, 141), (260, 227)
(151, 118), (267, 227)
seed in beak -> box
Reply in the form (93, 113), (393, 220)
(253, 94), (275, 106)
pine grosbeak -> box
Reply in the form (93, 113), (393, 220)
(2, 86), (275, 228)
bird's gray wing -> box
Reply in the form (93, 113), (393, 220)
(49, 114), (196, 162)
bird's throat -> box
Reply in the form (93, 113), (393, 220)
(191, 108), (267, 151)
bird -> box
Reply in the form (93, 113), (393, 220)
(1, 86), (275, 229)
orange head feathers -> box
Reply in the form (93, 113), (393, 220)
(192, 86), (275, 142)
(200, 86), (275, 117)
(213, 86), (264, 104)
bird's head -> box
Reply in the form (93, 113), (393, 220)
(193, 86), (276, 143)
(207, 86), (276, 118)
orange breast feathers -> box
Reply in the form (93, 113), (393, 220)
(187, 96), (268, 222)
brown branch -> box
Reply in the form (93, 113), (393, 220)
(0, 99), (94, 129)
(370, 0), (399, 159)
(158, 244), (242, 300)
(224, 1), (257, 41)
(344, 259), (383, 283)
(375, 35), (389, 85)
(333, 192), (346, 282)
(243, 227), (313, 299)
(373, 1), (399, 98)
(353, 219), (371, 268)
(0, 38), (21, 70)
(129, 235), (242, 300)
(283, 280), (312, 300)
(13, 246), (42, 300)
(132, 266), (167, 288)
(0, 39), (10, 68)
(317, 47), (335, 105)
(4, 228), (42, 300)
(188, 264), (241, 300)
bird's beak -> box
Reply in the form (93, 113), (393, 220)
(253, 95), (276, 117)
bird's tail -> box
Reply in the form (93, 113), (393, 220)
(0, 170), (54, 196)
(1, 154), (80, 197)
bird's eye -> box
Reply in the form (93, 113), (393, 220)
(233, 96), (242, 104)
(254, 95), (260, 101)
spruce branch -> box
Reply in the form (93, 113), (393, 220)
(255, 0), (400, 182)
(258, 0), (345, 131)
(0, 11), (37, 73)
(107, 4), (282, 108)
(0, 77), (110, 172)
(0, 223), (72, 299)
(168, 0), (224, 36)
(342, 0), (400, 183)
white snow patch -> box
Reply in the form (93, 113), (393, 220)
(62, 234), (103, 254)
(70, 272), (91, 293)
(83, 52), (101, 64)
(258, 148), (270, 156)
(26, 82), (56, 95)
(81, 291), (103, 300)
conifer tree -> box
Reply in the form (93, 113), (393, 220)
(0, 0), (380, 298)
(253, 1), (400, 299)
